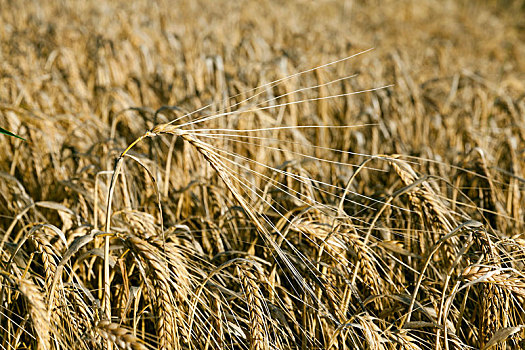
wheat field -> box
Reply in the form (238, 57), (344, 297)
(0, 0), (524, 349)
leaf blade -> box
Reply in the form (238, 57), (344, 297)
(0, 127), (25, 141)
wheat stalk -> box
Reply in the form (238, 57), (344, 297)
(96, 321), (148, 350)
(17, 278), (51, 350)
(238, 268), (269, 350)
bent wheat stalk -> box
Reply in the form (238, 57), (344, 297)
(101, 50), (398, 348)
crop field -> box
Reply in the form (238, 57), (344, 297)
(0, 0), (524, 349)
